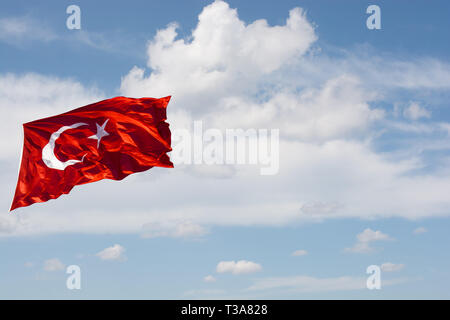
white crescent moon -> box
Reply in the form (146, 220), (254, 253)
(42, 122), (88, 170)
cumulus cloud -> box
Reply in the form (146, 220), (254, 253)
(43, 258), (65, 271)
(1, 1), (450, 237)
(96, 244), (126, 261)
(216, 260), (262, 275)
(381, 262), (405, 272)
(345, 229), (392, 254)
(209, 75), (384, 141)
(121, 0), (316, 101)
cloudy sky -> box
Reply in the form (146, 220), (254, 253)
(1, 0), (450, 299)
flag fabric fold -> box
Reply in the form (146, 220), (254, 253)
(11, 96), (173, 211)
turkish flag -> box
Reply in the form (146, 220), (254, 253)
(11, 96), (173, 211)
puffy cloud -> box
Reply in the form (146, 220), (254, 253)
(43, 258), (65, 272)
(208, 75), (384, 141)
(381, 262), (405, 272)
(345, 229), (392, 254)
(1, 1), (450, 238)
(291, 249), (308, 256)
(216, 260), (262, 275)
(96, 244), (126, 261)
(120, 0), (316, 102)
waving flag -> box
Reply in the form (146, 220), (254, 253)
(11, 96), (173, 211)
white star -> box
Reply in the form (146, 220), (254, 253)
(89, 119), (109, 148)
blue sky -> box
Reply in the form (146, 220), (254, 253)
(1, 0), (450, 299)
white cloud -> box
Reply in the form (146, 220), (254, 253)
(381, 262), (405, 272)
(121, 0), (316, 101)
(413, 227), (428, 235)
(208, 75), (384, 142)
(96, 244), (126, 261)
(403, 102), (431, 120)
(24, 262), (34, 268)
(203, 275), (216, 282)
(4, 129), (450, 236)
(216, 260), (262, 275)
(43, 258), (65, 272)
(1, 1), (450, 238)
(291, 249), (308, 256)
(345, 229), (392, 254)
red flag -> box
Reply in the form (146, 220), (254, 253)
(11, 96), (173, 211)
